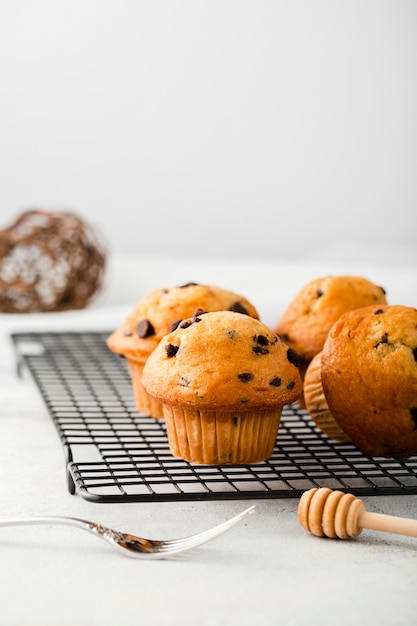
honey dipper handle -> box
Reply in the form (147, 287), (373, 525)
(360, 511), (417, 538)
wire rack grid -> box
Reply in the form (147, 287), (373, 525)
(11, 330), (417, 503)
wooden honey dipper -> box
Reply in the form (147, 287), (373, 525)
(298, 487), (417, 540)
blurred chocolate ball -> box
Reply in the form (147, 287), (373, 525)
(0, 209), (106, 313)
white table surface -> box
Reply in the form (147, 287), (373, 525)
(1, 252), (417, 626)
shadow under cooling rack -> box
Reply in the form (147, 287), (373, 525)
(11, 331), (417, 503)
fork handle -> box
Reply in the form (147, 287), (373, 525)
(0, 517), (88, 530)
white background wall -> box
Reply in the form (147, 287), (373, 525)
(0, 1), (416, 264)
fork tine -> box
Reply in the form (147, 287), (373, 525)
(157, 505), (256, 553)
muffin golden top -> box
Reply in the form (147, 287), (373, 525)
(106, 283), (259, 362)
(142, 310), (303, 410)
(274, 275), (387, 362)
(321, 304), (417, 457)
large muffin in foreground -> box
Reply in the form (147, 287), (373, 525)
(142, 310), (303, 464)
(106, 283), (259, 418)
(321, 304), (417, 458)
(274, 275), (387, 366)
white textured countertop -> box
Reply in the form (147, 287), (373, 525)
(1, 252), (417, 626)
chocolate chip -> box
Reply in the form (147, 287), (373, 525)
(379, 285), (386, 295)
(374, 309), (384, 315)
(229, 301), (249, 315)
(136, 319), (155, 338)
(413, 348), (417, 362)
(226, 329), (238, 339)
(287, 381), (295, 390)
(286, 348), (301, 366)
(411, 408), (417, 429)
(165, 344), (179, 357)
(252, 346), (269, 355)
(316, 289), (323, 298)
(269, 377), (282, 387)
(281, 333), (291, 342)
(232, 417), (239, 426)
(169, 319), (182, 332)
(178, 282), (198, 288)
(193, 308), (207, 317)
(180, 320), (192, 329)
(238, 372), (254, 383)
(375, 333), (389, 349)
(256, 334), (269, 346)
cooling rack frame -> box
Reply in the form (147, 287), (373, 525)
(11, 330), (417, 503)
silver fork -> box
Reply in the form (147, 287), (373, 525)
(0, 505), (256, 559)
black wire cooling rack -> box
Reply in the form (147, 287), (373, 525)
(11, 330), (417, 503)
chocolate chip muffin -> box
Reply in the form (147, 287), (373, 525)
(303, 352), (351, 443)
(142, 310), (303, 464)
(321, 304), (417, 457)
(106, 283), (259, 418)
(274, 275), (387, 366)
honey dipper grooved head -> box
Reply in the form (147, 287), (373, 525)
(298, 488), (366, 539)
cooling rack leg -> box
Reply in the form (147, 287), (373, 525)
(63, 444), (76, 495)
(66, 466), (76, 495)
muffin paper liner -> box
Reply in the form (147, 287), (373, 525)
(127, 359), (165, 419)
(304, 354), (351, 443)
(162, 406), (283, 464)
